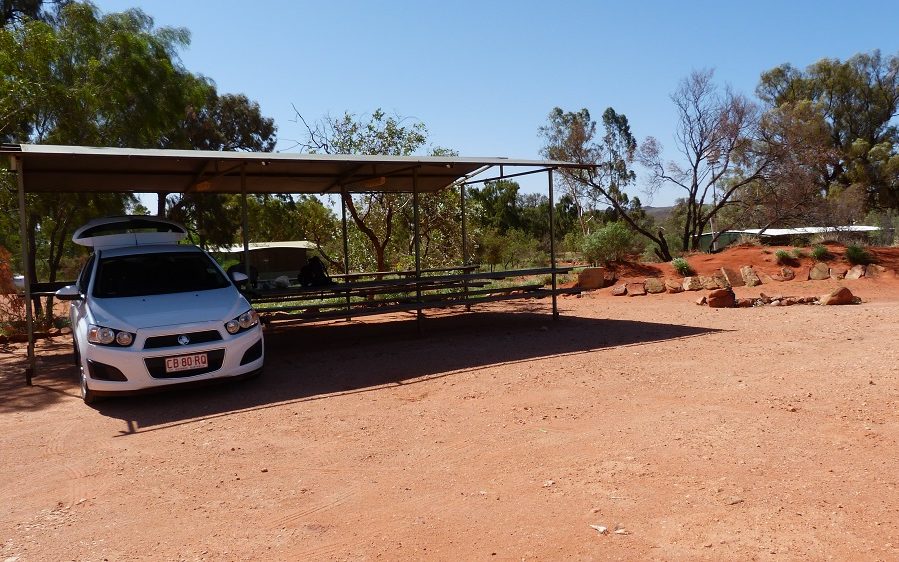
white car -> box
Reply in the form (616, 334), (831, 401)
(56, 216), (264, 403)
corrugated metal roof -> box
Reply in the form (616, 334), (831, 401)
(217, 241), (317, 253)
(701, 226), (881, 238)
(1, 144), (586, 195)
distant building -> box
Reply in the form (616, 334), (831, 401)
(698, 226), (882, 252)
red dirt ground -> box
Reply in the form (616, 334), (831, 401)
(1, 246), (898, 560)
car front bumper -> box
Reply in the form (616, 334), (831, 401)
(80, 321), (264, 394)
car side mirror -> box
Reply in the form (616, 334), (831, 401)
(55, 285), (83, 301)
(230, 271), (249, 283)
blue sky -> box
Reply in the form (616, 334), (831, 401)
(92, 0), (899, 206)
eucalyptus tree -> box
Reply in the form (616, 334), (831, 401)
(298, 108), (441, 272)
(540, 106), (671, 258)
(757, 50), (899, 210)
(0, 3), (205, 320)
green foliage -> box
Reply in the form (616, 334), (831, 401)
(811, 244), (832, 261)
(845, 244), (874, 265)
(791, 247), (806, 259)
(758, 50), (899, 212)
(671, 257), (693, 276)
(774, 249), (791, 264)
(581, 222), (642, 265)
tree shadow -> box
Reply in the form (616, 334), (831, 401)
(0, 306), (727, 433)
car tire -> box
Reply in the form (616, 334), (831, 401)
(73, 338), (81, 368)
(80, 370), (98, 405)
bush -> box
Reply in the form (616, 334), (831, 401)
(791, 247), (806, 259)
(581, 222), (642, 265)
(845, 244), (874, 265)
(811, 244), (832, 261)
(774, 249), (791, 265)
(671, 257), (693, 277)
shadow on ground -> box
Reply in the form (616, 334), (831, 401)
(1, 305), (725, 429)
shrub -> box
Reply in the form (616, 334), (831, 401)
(671, 257), (693, 277)
(774, 249), (791, 265)
(582, 222), (641, 265)
(811, 244), (831, 261)
(845, 244), (874, 265)
(791, 247), (806, 259)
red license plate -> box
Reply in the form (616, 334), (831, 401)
(164, 353), (208, 373)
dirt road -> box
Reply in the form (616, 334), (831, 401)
(2, 276), (898, 560)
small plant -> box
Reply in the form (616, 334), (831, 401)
(774, 249), (791, 265)
(845, 244), (874, 265)
(671, 257), (693, 277)
(737, 234), (762, 246)
(811, 244), (831, 261)
(791, 247), (806, 259)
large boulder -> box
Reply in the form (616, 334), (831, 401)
(626, 282), (647, 296)
(830, 266), (848, 280)
(682, 277), (703, 291)
(809, 262), (831, 281)
(819, 287), (857, 305)
(721, 267), (745, 287)
(665, 279), (684, 293)
(706, 288), (736, 308)
(864, 264), (887, 278)
(700, 275), (720, 290)
(780, 267), (796, 281)
(644, 278), (666, 294)
(578, 267), (614, 289)
(845, 265), (866, 280)
(740, 266), (761, 287)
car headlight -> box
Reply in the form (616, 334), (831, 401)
(225, 309), (259, 335)
(88, 324), (135, 347)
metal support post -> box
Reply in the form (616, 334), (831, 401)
(460, 183), (470, 310)
(548, 168), (558, 319)
(341, 189), (351, 321)
(15, 157), (35, 384)
(413, 168), (423, 327)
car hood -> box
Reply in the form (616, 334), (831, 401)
(88, 288), (248, 331)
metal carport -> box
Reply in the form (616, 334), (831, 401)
(2, 144), (591, 384)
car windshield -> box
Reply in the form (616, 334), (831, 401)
(93, 251), (231, 298)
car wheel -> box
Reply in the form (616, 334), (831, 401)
(73, 338), (81, 368)
(80, 370), (98, 405)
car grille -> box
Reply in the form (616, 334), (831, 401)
(143, 330), (222, 349)
(145, 349), (225, 379)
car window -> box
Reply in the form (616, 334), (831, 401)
(77, 254), (96, 293)
(92, 251), (231, 298)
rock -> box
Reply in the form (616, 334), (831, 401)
(611, 284), (628, 296)
(590, 525), (609, 535)
(626, 282), (646, 296)
(695, 295), (707, 305)
(578, 267), (614, 289)
(780, 267), (795, 281)
(740, 266), (761, 287)
(830, 267), (848, 280)
(682, 277), (703, 291)
(783, 297), (798, 306)
(735, 298), (754, 308)
(794, 266), (811, 281)
(664, 279), (684, 293)
(643, 278), (665, 294)
(819, 287), (856, 305)
(721, 267), (745, 287)
(845, 265), (866, 280)
(706, 288), (736, 308)
(809, 262), (831, 280)
(759, 271), (778, 283)
(700, 275), (719, 290)
(865, 264), (887, 278)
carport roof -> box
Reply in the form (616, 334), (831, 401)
(1, 144), (586, 195)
